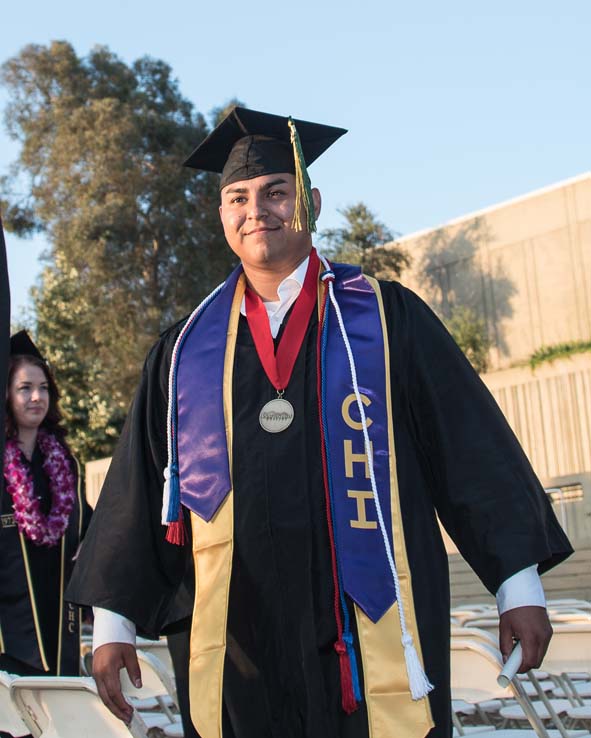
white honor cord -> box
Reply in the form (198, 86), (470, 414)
(319, 255), (433, 699)
(162, 280), (226, 525)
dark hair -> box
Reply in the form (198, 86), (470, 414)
(5, 355), (69, 446)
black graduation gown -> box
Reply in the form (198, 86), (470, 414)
(0, 445), (90, 675)
(66, 281), (572, 738)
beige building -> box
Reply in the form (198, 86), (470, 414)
(398, 172), (591, 371)
(397, 174), (591, 587)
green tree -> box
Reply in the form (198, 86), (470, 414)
(1, 41), (237, 460)
(320, 202), (410, 279)
(446, 305), (492, 374)
(210, 98), (246, 127)
(416, 221), (499, 373)
(32, 259), (121, 460)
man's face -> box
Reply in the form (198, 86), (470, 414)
(219, 172), (320, 272)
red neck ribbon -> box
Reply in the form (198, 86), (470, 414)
(245, 248), (319, 391)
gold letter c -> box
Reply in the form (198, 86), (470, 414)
(341, 393), (373, 431)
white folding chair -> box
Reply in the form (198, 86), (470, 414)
(564, 704), (591, 732)
(451, 605), (497, 626)
(450, 637), (583, 738)
(541, 629), (591, 733)
(451, 626), (499, 647)
(80, 638), (93, 677)
(500, 696), (572, 725)
(120, 649), (181, 732)
(10, 675), (149, 737)
(550, 614), (591, 625)
(552, 680), (591, 704)
(460, 618), (500, 642)
(547, 601), (591, 614)
(543, 624), (591, 679)
(0, 671), (30, 737)
(135, 637), (174, 677)
(451, 629), (513, 724)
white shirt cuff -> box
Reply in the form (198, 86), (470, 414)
(92, 607), (136, 652)
(496, 565), (546, 614)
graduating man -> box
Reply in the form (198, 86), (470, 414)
(67, 108), (572, 738)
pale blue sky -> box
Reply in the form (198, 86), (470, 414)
(2, 0), (589, 317)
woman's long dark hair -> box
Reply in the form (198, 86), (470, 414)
(5, 355), (69, 447)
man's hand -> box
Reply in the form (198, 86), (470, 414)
(499, 605), (553, 672)
(92, 642), (142, 723)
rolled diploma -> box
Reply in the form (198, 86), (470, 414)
(497, 641), (523, 687)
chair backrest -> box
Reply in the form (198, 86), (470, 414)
(135, 638), (174, 676)
(10, 675), (148, 738)
(549, 612), (591, 624)
(543, 623), (591, 675)
(459, 618), (499, 641)
(81, 648), (94, 677)
(120, 649), (178, 707)
(450, 638), (513, 703)
(0, 671), (30, 737)
(547, 599), (591, 610)
(451, 626), (499, 648)
(451, 639), (573, 738)
(450, 606), (497, 626)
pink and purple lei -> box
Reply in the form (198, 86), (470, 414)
(3, 430), (76, 547)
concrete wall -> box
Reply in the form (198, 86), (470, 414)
(398, 173), (591, 370)
(483, 353), (591, 548)
(85, 456), (111, 508)
(482, 353), (591, 485)
(441, 352), (591, 553)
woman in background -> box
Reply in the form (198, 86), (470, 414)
(0, 332), (90, 676)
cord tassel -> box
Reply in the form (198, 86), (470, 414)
(343, 632), (362, 702)
(162, 463), (180, 522)
(163, 463), (185, 545)
(288, 118), (316, 233)
(165, 510), (187, 546)
(402, 633), (434, 700)
(334, 639), (359, 714)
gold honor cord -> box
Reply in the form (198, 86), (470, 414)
(18, 532), (50, 671)
(75, 458), (84, 672)
(57, 458), (83, 675)
(56, 537), (66, 675)
(75, 457), (84, 537)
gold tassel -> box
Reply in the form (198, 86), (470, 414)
(288, 118), (317, 233)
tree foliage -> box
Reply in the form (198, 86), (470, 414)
(415, 221), (501, 373)
(1, 41), (237, 460)
(529, 340), (591, 370)
(446, 305), (492, 374)
(320, 202), (410, 280)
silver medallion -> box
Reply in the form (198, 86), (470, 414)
(259, 398), (295, 433)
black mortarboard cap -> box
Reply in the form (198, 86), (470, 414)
(10, 330), (45, 361)
(183, 107), (347, 190)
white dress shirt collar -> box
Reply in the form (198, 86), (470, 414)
(240, 255), (310, 338)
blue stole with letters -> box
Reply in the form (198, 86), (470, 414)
(169, 261), (397, 623)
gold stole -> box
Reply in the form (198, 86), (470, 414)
(188, 273), (434, 738)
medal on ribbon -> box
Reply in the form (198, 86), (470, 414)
(245, 249), (319, 433)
